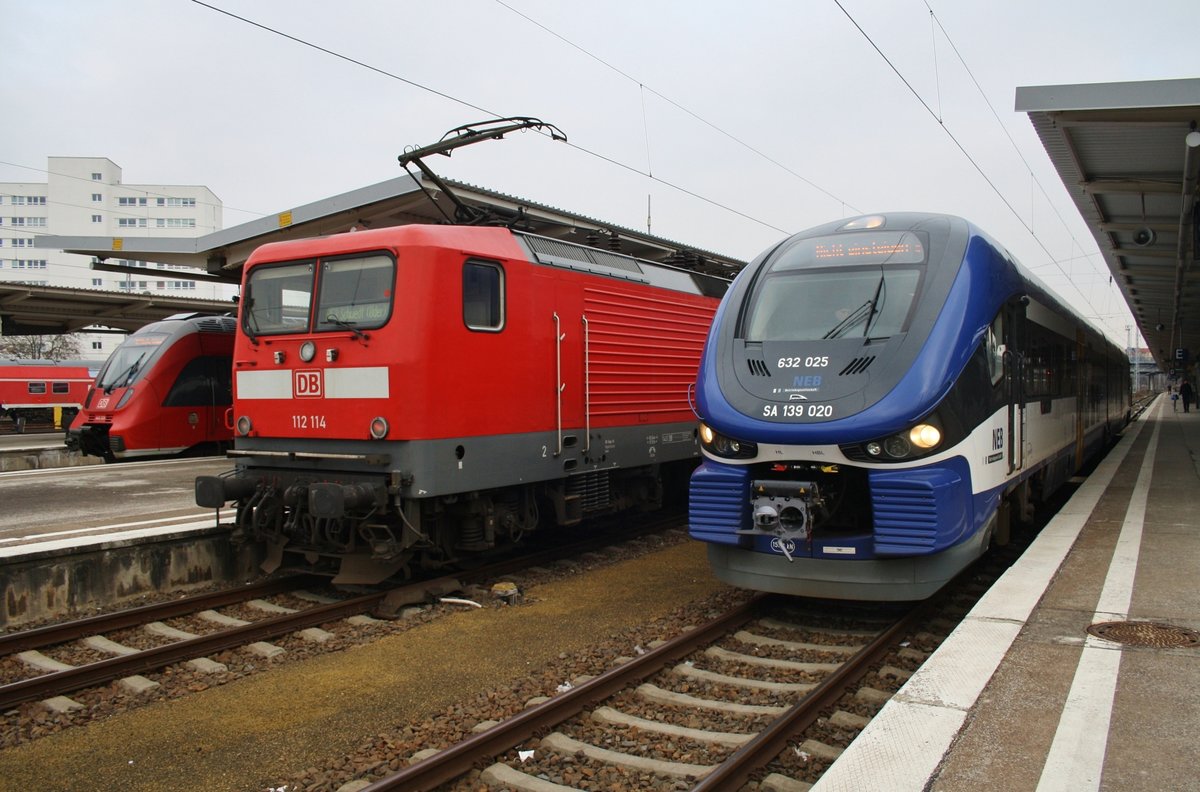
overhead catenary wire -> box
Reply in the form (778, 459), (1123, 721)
(833, 0), (1123, 345)
(187, 0), (790, 236)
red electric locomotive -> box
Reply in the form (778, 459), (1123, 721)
(196, 224), (729, 583)
(68, 313), (236, 461)
(0, 360), (96, 431)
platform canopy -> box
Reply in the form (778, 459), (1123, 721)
(0, 283), (234, 336)
(1017, 77), (1200, 371)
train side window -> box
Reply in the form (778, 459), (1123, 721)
(28, 382), (46, 395)
(163, 356), (230, 407)
(464, 260), (504, 331)
(52, 382), (70, 394)
(986, 314), (1004, 386)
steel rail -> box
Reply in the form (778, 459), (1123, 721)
(0, 575), (312, 655)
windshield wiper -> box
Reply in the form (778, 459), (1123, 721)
(104, 357), (142, 393)
(325, 314), (367, 341)
(862, 272), (887, 338)
(241, 289), (260, 345)
(822, 300), (873, 340)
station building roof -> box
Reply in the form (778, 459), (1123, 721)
(1017, 77), (1200, 370)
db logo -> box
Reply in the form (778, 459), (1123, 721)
(294, 369), (323, 398)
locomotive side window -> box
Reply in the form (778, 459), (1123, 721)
(27, 382), (46, 395)
(463, 260), (504, 331)
(52, 382), (70, 394)
(243, 262), (314, 335)
(315, 253), (394, 332)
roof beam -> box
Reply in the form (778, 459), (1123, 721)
(1082, 179), (1181, 194)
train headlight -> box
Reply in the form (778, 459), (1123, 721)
(369, 416), (388, 439)
(909, 423), (942, 449)
(236, 415), (252, 436)
(299, 341), (316, 362)
(883, 435), (911, 457)
(699, 422), (758, 460)
(115, 388), (135, 409)
(842, 417), (944, 462)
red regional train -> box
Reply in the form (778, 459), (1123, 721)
(0, 360), (97, 431)
(68, 313), (236, 461)
(195, 224), (729, 583)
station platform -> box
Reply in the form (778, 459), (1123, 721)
(815, 393), (1200, 791)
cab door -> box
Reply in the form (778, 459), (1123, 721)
(1004, 297), (1029, 474)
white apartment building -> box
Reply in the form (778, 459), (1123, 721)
(0, 156), (227, 359)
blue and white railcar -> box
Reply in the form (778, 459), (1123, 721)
(689, 213), (1129, 600)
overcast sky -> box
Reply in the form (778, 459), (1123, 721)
(2, 0), (1195, 346)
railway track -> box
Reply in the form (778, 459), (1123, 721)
(0, 514), (687, 718)
(333, 589), (973, 792)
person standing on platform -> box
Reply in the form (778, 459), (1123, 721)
(1182, 380), (1195, 413)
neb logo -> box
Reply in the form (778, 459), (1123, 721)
(294, 369), (322, 398)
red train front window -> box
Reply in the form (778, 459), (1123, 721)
(243, 253), (395, 337)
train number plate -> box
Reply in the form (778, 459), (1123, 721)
(292, 414), (327, 430)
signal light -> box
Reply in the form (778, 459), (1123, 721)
(369, 416), (388, 439)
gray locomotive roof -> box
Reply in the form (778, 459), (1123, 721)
(1016, 77), (1200, 370)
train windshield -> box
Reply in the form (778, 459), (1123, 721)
(243, 262), (315, 336)
(315, 254), (394, 331)
(744, 231), (926, 342)
(97, 333), (168, 391)
(243, 253), (395, 336)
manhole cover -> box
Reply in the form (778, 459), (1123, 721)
(1087, 621), (1200, 648)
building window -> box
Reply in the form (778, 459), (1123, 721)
(117, 197), (147, 207)
(92, 193), (102, 202)
(91, 173), (103, 181)
(117, 218), (147, 228)
(26, 196), (46, 205)
(11, 196), (24, 206)
(92, 214), (103, 223)
(92, 278), (103, 286)
(10, 217), (23, 226)
(25, 217), (46, 228)
(156, 197), (196, 207)
(11, 238), (29, 247)
(92, 341), (103, 350)
(156, 218), (196, 228)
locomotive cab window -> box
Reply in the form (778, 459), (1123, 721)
(463, 260), (504, 331)
(315, 253), (395, 332)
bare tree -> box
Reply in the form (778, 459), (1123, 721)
(0, 333), (84, 361)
